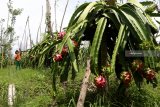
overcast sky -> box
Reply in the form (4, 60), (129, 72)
(0, 0), (159, 53)
(0, 0), (97, 52)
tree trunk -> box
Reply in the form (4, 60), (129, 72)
(46, 0), (53, 38)
(77, 59), (91, 107)
(27, 17), (33, 48)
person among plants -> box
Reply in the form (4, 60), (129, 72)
(14, 49), (21, 70)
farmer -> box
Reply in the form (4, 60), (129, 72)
(14, 49), (21, 70)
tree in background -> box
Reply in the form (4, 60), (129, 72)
(0, 0), (22, 68)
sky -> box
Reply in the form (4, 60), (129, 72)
(0, 0), (159, 53)
(0, 0), (97, 52)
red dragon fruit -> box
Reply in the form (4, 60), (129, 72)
(131, 60), (143, 72)
(71, 39), (78, 47)
(61, 46), (68, 56)
(53, 54), (63, 62)
(58, 31), (66, 39)
(95, 75), (106, 88)
(121, 71), (132, 87)
(144, 68), (156, 80)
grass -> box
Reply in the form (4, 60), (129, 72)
(0, 66), (53, 107)
(0, 66), (160, 107)
(85, 73), (160, 107)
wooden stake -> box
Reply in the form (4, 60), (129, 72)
(0, 25), (3, 69)
(54, 0), (57, 31)
(59, 0), (70, 32)
(46, 0), (53, 38)
(36, 6), (43, 44)
(8, 84), (16, 107)
(27, 17), (33, 48)
(77, 59), (91, 107)
(20, 17), (28, 50)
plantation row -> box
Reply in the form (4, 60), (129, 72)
(1, 0), (160, 106)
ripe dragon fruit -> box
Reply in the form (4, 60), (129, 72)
(94, 75), (106, 88)
(144, 68), (156, 80)
(53, 54), (63, 62)
(61, 46), (68, 56)
(121, 71), (132, 87)
(131, 60), (143, 72)
(58, 31), (66, 39)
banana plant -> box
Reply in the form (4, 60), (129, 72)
(52, 0), (160, 92)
